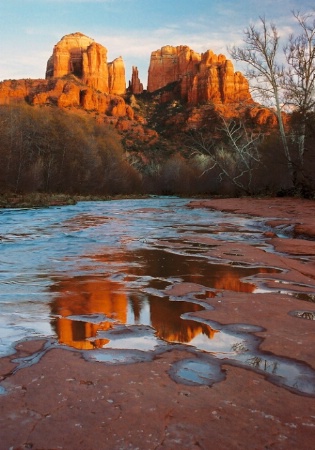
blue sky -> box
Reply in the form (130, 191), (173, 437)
(0, 0), (313, 87)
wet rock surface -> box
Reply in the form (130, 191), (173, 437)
(1, 337), (315, 450)
(1, 197), (315, 449)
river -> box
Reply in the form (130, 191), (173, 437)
(1, 197), (315, 395)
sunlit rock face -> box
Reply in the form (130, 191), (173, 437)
(108, 57), (126, 95)
(0, 79), (46, 105)
(46, 32), (126, 95)
(147, 45), (200, 93)
(46, 33), (94, 78)
(147, 45), (252, 105)
(128, 66), (143, 94)
(82, 41), (109, 93)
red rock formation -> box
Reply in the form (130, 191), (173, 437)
(128, 66), (143, 94)
(46, 32), (126, 95)
(108, 57), (126, 95)
(147, 45), (201, 92)
(0, 79), (46, 105)
(247, 106), (278, 127)
(46, 33), (96, 79)
(0, 78), (132, 119)
(0, 35), (280, 132)
(147, 45), (252, 106)
(82, 42), (109, 93)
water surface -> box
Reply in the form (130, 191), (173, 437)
(1, 197), (315, 395)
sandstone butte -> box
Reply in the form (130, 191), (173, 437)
(0, 32), (134, 122)
(0, 32), (277, 127)
(147, 45), (251, 103)
(147, 45), (276, 124)
(46, 32), (126, 95)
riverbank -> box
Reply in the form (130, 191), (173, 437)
(0, 192), (151, 209)
(189, 196), (315, 239)
(1, 196), (315, 450)
(0, 192), (78, 208)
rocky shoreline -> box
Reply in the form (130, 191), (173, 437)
(189, 196), (315, 240)
(1, 197), (315, 450)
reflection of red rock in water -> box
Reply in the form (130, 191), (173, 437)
(213, 272), (255, 293)
(51, 278), (128, 349)
(50, 248), (278, 350)
(211, 267), (277, 293)
(149, 296), (218, 343)
(50, 274), (218, 349)
(51, 278), (128, 321)
(55, 317), (110, 350)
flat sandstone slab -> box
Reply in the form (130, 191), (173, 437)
(1, 197), (315, 449)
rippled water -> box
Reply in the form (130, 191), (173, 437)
(1, 197), (315, 396)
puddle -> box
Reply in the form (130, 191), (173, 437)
(170, 358), (226, 386)
(47, 260), (315, 396)
(0, 386), (6, 395)
(169, 350), (315, 396)
(1, 197), (315, 397)
(167, 316), (315, 396)
(48, 247), (280, 351)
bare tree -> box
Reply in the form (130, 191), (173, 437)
(229, 17), (292, 178)
(284, 10), (315, 167)
(230, 12), (315, 191)
(189, 117), (263, 195)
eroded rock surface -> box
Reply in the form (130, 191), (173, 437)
(129, 66), (144, 94)
(1, 198), (315, 449)
(0, 77), (133, 118)
(46, 32), (126, 95)
(147, 45), (252, 105)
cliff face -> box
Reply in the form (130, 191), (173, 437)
(108, 57), (126, 95)
(46, 32), (126, 95)
(0, 33), (278, 132)
(147, 46), (252, 106)
(82, 42), (109, 93)
(147, 45), (201, 93)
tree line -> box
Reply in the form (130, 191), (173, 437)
(1, 101), (314, 198)
(0, 105), (140, 195)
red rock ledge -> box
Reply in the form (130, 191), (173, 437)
(1, 197), (315, 450)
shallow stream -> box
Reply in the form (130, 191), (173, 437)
(1, 197), (315, 396)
